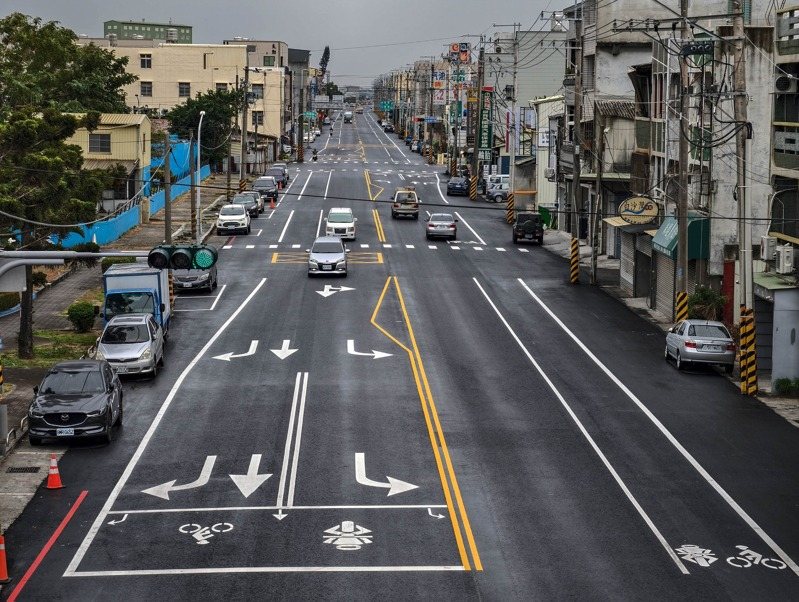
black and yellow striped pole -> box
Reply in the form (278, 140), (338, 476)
(739, 306), (758, 395)
(469, 175), (478, 201)
(505, 192), (515, 224)
(168, 271), (175, 308)
(569, 237), (580, 284)
(675, 291), (688, 323)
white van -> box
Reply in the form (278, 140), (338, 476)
(486, 174), (510, 188)
(325, 207), (357, 240)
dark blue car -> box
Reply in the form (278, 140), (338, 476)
(446, 176), (469, 196)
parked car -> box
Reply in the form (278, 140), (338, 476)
(252, 176), (279, 203)
(216, 204), (251, 235)
(665, 320), (735, 373)
(426, 213), (458, 240)
(238, 190), (264, 213)
(272, 163), (290, 183)
(383, 123), (395, 133)
(307, 235), (349, 277)
(230, 193), (259, 218)
(325, 207), (357, 240)
(263, 167), (287, 189)
(27, 360), (123, 445)
(95, 313), (165, 378)
(446, 176), (469, 196)
(512, 211), (544, 245)
(487, 182), (511, 203)
(173, 265), (218, 293)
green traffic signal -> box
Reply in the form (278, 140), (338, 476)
(147, 244), (218, 270)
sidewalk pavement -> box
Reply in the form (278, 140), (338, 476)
(0, 173), (242, 456)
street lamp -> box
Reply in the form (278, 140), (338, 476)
(196, 110), (206, 244)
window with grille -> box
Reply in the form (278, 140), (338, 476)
(178, 82), (191, 97)
(251, 84), (264, 99)
(140, 81), (152, 97)
(140, 54), (152, 68)
(216, 83), (228, 92)
(263, 55), (275, 67)
(89, 133), (111, 153)
(252, 111), (264, 126)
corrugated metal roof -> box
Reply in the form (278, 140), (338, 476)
(596, 100), (636, 120)
(82, 159), (138, 172)
(66, 113), (148, 126)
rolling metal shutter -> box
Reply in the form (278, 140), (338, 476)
(619, 231), (635, 296)
(655, 252), (675, 321)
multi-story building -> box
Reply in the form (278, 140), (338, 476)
(103, 20), (192, 43)
(288, 48), (311, 147)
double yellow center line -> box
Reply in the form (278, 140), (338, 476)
(364, 170), (386, 243)
(371, 276), (482, 571)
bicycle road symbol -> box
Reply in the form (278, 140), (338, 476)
(179, 522), (234, 545)
(727, 545), (786, 570)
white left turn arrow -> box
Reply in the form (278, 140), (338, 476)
(354, 452), (417, 496)
(229, 454), (272, 498)
(213, 340), (258, 362)
(347, 339), (392, 360)
(271, 340), (298, 360)
(107, 513), (128, 525)
(142, 456), (217, 500)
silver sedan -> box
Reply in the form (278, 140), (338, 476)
(665, 319), (735, 373)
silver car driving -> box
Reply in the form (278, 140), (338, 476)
(665, 319), (735, 373)
(307, 235), (349, 277)
(95, 313), (165, 377)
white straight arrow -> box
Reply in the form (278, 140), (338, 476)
(142, 456), (217, 500)
(213, 340), (258, 362)
(271, 340), (298, 360)
(354, 452), (418, 496)
(229, 454), (272, 498)
(347, 339), (392, 360)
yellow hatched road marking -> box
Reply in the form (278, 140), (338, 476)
(370, 276), (482, 571)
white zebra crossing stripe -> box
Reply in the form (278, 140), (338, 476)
(518, 248), (529, 253)
(496, 247), (506, 252)
(383, 243), (392, 248)
(406, 244), (414, 249)
(474, 247), (483, 251)
(451, 246), (460, 250)
(246, 245), (255, 249)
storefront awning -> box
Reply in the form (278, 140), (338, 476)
(603, 216), (653, 233)
(652, 216), (709, 260)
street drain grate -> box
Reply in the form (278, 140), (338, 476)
(6, 466), (40, 474)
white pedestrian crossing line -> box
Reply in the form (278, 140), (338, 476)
(518, 248), (530, 253)
(219, 242), (539, 256)
(496, 247), (506, 252)
(246, 245), (255, 249)
(405, 244), (414, 249)
(451, 246), (460, 250)
(474, 246), (483, 251)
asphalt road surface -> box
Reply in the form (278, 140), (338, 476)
(3, 110), (799, 601)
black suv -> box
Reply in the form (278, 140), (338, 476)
(512, 211), (544, 245)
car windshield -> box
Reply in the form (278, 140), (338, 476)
(220, 206), (245, 216)
(40, 369), (105, 395)
(266, 169), (283, 177)
(450, 178), (465, 184)
(517, 213), (539, 222)
(253, 178), (276, 188)
(232, 196), (254, 205)
(101, 324), (150, 344)
(688, 324), (730, 338)
(327, 212), (352, 223)
(105, 292), (154, 318)
(431, 214), (454, 222)
(312, 242), (343, 253)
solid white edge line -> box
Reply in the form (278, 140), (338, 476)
(516, 277), (799, 576)
(64, 278), (269, 576)
(106, 504), (448, 514)
(275, 372), (302, 511)
(454, 212), (485, 245)
(324, 169), (333, 199)
(473, 277), (689, 575)
(209, 284), (226, 311)
(435, 173), (450, 205)
(286, 372), (309, 507)
(316, 209), (323, 239)
(277, 209), (295, 243)
(67, 566), (466, 577)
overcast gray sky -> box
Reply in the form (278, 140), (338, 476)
(3, 0), (555, 86)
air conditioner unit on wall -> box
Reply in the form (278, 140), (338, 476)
(761, 235), (777, 261)
(776, 244), (795, 274)
(775, 75), (797, 94)
(544, 167), (556, 180)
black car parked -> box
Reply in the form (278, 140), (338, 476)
(512, 211), (544, 245)
(252, 176), (279, 203)
(28, 360), (123, 445)
(231, 194), (260, 218)
(263, 167), (287, 189)
(447, 176), (469, 196)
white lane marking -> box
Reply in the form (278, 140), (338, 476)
(222, 245), (233, 250)
(287, 372), (309, 508)
(519, 248), (529, 253)
(316, 209), (323, 238)
(267, 210), (275, 220)
(496, 247), (506, 252)
(428, 245), (437, 249)
(246, 245), (255, 249)
(269, 244), (278, 249)
(275, 372), (303, 517)
(453, 212), (485, 245)
(324, 169), (333, 199)
(399, 174), (405, 181)
(209, 284), (226, 311)
(277, 210), (295, 243)
(406, 244), (415, 249)
(473, 278), (689, 575)
(517, 278), (799, 577)
(360, 243), (369, 248)
(368, 113), (409, 162)
(255, 229), (263, 237)
(64, 279), (268, 576)
(436, 174), (449, 205)
(383, 243), (392, 248)
(106, 504), (447, 515)
(296, 171), (313, 201)
(451, 246), (460, 250)
(68, 566), (466, 577)
(473, 247), (483, 251)
(291, 244), (301, 249)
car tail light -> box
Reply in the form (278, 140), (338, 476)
(448, 224), (456, 229)
(726, 343), (736, 351)
(684, 340), (697, 349)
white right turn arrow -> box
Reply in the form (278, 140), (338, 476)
(347, 339), (392, 360)
(354, 452), (417, 496)
(229, 454), (272, 498)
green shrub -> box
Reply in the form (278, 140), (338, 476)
(0, 292), (19, 312)
(793, 379), (799, 396)
(69, 242), (101, 269)
(31, 271), (48, 288)
(101, 256), (136, 273)
(66, 301), (96, 332)
(773, 378), (794, 396)
(687, 286), (727, 321)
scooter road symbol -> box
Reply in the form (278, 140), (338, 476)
(179, 522), (233, 545)
(323, 521), (372, 551)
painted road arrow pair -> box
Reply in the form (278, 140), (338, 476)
(142, 455), (271, 500)
(213, 340), (298, 362)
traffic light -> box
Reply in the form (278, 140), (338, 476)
(147, 245), (218, 270)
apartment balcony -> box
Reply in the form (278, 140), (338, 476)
(777, 7), (799, 57)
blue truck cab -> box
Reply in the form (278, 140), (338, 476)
(102, 262), (172, 335)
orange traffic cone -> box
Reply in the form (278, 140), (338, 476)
(46, 453), (64, 490)
(0, 532), (10, 584)
(270, 198), (276, 210)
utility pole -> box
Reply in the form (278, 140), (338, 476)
(733, 0), (752, 311)
(591, 107), (604, 285)
(164, 132), (172, 244)
(428, 59), (435, 164)
(298, 85), (305, 163)
(676, 0), (690, 303)
(470, 38), (485, 201)
(189, 132), (196, 241)
(571, 14), (583, 240)
(240, 65), (250, 180)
